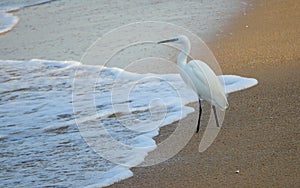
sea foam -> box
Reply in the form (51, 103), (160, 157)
(0, 59), (257, 187)
(0, 0), (53, 34)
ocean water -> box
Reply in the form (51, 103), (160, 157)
(0, 59), (197, 187)
(0, 59), (257, 187)
(0, 0), (258, 187)
(0, 0), (53, 34)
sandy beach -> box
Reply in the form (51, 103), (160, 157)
(1, 0), (299, 187)
(110, 0), (300, 187)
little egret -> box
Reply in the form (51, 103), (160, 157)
(158, 35), (228, 132)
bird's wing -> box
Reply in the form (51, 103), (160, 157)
(187, 60), (220, 92)
(187, 60), (228, 110)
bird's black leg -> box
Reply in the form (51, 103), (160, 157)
(196, 99), (202, 133)
(212, 106), (220, 127)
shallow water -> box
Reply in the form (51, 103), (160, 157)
(0, 59), (257, 187)
(0, 59), (196, 187)
(0, 0), (53, 34)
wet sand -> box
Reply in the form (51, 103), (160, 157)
(0, 0), (244, 61)
(110, 0), (300, 187)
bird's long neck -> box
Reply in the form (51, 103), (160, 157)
(177, 41), (191, 68)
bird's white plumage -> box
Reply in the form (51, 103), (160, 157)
(179, 59), (228, 110)
(158, 35), (258, 141)
(161, 35), (228, 111)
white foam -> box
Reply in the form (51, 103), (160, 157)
(0, 135), (8, 140)
(0, 13), (19, 34)
(0, 59), (258, 187)
(0, 0), (53, 34)
(85, 166), (133, 188)
(0, 59), (197, 187)
(43, 123), (70, 132)
(31, 59), (82, 66)
(219, 75), (258, 94)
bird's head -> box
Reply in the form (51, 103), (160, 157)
(157, 35), (191, 55)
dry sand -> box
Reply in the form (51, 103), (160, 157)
(109, 0), (300, 187)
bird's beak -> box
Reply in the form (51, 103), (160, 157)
(157, 38), (178, 44)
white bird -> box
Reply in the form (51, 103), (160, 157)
(158, 35), (229, 132)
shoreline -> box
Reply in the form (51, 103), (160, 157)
(0, 0), (298, 187)
(0, 0), (54, 35)
(0, 1), (255, 187)
(0, 13), (19, 35)
(109, 0), (299, 187)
